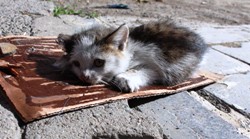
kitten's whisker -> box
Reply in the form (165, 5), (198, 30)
(99, 79), (109, 86)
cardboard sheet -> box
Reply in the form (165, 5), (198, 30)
(0, 36), (217, 122)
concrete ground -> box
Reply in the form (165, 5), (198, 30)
(0, 0), (250, 139)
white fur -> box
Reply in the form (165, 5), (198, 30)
(117, 69), (158, 92)
(80, 36), (94, 46)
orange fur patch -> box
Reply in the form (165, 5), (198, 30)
(101, 44), (124, 58)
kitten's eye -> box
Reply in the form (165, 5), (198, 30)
(72, 60), (80, 67)
(93, 59), (105, 67)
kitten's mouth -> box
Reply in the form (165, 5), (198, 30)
(79, 77), (99, 86)
(79, 76), (93, 85)
(78, 75), (106, 86)
(80, 80), (96, 86)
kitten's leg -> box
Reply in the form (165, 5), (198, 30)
(111, 68), (159, 93)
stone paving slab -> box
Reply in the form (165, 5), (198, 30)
(97, 16), (153, 27)
(212, 42), (250, 65)
(134, 91), (248, 139)
(24, 100), (165, 139)
(204, 72), (250, 118)
(0, 0), (54, 16)
(0, 0), (54, 36)
(32, 15), (100, 36)
(199, 48), (250, 75)
(197, 25), (250, 44)
(0, 91), (22, 139)
(0, 12), (32, 36)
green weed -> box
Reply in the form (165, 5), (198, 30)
(53, 6), (99, 18)
(53, 6), (81, 16)
(84, 11), (100, 18)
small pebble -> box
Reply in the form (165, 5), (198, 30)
(0, 43), (17, 55)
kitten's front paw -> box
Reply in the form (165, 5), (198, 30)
(111, 76), (139, 93)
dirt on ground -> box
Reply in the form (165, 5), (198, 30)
(52, 0), (250, 25)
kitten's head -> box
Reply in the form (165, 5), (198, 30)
(55, 24), (131, 84)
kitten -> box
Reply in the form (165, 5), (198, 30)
(55, 20), (207, 93)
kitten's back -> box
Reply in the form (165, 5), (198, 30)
(129, 20), (207, 60)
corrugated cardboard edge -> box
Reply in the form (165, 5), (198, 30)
(0, 72), (217, 123)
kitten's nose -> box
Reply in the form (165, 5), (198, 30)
(80, 74), (91, 83)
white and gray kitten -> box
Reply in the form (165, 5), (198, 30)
(55, 21), (207, 93)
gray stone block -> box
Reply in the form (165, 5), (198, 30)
(59, 15), (99, 30)
(0, 92), (22, 139)
(197, 25), (250, 44)
(212, 42), (250, 65)
(204, 72), (250, 117)
(24, 100), (165, 139)
(199, 48), (250, 75)
(97, 16), (153, 27)
(0, 14), (32, 36)
(0, 0), (54, 36)
(0, 0), (54, 16)
(135, 92), (248, 139)
(32, 16), (75, 36)
(32, 16), (100, 36)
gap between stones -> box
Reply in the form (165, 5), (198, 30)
(196, 89), (250, 119)
(189, 91), (250, 137)
(211, 47), (250, 66)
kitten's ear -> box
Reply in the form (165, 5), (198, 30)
(106, 24), (129, 51)
(57, 34), (75, 54)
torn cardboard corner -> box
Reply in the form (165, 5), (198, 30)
(0, 36), (219, 123)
